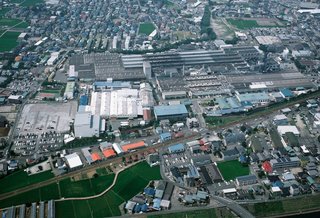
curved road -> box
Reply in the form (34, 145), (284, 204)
(56, 160), (143, 202)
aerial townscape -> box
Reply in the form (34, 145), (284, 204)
(2, 0), (320, 217)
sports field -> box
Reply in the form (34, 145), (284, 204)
(139, 22), (156, 35)
(56, 161), (161, 218)
(227, 18), (285, 29)
(217, 160), (250, 181)
(0, 170), (54, 194)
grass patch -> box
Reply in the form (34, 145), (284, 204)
(0, 31), (20, 52)
(21, 0), (44, 7)
(217, 160), (250, 181)
(139, 22), (156, 35)
(0, 170), (54, 194)
(205, 115), (244, 127)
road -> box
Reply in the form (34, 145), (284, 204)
(211, 195), (255, 218)
(0, 133), (200, 202)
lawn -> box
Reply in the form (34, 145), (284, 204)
(139, 22), (156, 35)
(0, 31), (20, 52)
(217, 160), (250, 181)
(0, 170), (54, 194)
(56, 161), (161, 218)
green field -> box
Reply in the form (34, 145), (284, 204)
(56, 161), (161, 218)
(0, 18), (27, 27)
(59, 173), (115, 198)
(245, 195), (320, 217)
(0, 170), (54, 194)
(139, 22), (156, 35)
(0, 31), (20, 52)
(148, 207), (237, 218)
(217, 160), (250, 181)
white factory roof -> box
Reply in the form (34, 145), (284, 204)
(74, 112), (91, 126)
(271, 186), (281, 192)
(112, 143), (123, 154)
(222, 188), (237, 194)
(277, 125), (300, 135)
(274, 114), (287, 121)
(65, 153), (83, 169)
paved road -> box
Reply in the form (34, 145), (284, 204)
(212, 195), (255, 218)
(0, 133), (200, 202)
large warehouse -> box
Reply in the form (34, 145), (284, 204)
(154, 104), (188, 120)
(74, 112), (101, 138)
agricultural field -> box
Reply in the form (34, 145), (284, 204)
(0, 18), (27, 28)
(56, 161), (161, 218)
(0, 170), (54, 194)
(245, 195), (320, 217)
(217, 160), (250, 181)
(139, 22), (156, 35)
(148, 207), (237, 218)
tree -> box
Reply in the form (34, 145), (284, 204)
(240, 125), (247, 133)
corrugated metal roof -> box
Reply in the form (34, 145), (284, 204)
(154, 104), (188, 116)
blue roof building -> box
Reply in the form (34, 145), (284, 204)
(280, 88), (294, 98)
(168, 143), (185, 153)
(159, 132), (172, 142)
(80, 95), (88, 105)
(144, 187), (155, 197)
(152, 198), (161, 210)
(154, 104), (188, 120)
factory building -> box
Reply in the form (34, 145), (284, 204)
(74, 112), (101, 138)
(154, 104), (188, 120)
(64, 81), (75, 99)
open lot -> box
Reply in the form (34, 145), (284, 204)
(16, 102), (77, 135)
(211, 18), (235, 40)
(205, 115), (244, 127)
(0, 170), (54, 194)
(56, 161), (161, 218)
(245, 195), (320, 217)
(0, 31), (20, 52)
(139, 22), (156, 35)
(217, 160), (249, 181)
